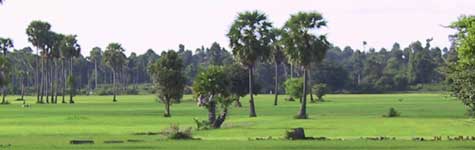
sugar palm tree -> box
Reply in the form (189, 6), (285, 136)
(103, 43), (127, 102)
(26, 20), (52, 103)
(283, 12), (330, 119)
(0, 37), (13, 104)
(269, 28), (285, 106)
(60, 35), (81, 104)
(90, 47), (102, 90)
(227, 10), (273, 117)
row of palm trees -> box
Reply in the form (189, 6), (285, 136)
(26, 21), (81, 104)
(228, 11), (329, 119)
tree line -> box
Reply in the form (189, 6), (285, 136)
(0, 2), (470, 127)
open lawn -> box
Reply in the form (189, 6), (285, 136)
(1, 93), (475, 149)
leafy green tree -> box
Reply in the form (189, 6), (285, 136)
(312, 83), (328, 102)
(282, 12), (329, 119)
(223, 64), (249, 107)
(448, 15), (475, 116)
(193, 66), (234, 128)
(149, 50), (185, 117)
(284, 78), (303, 101)
(227, 10), (272, 117)
(103, 43), (127, 102)
(26, 20), (52, 103)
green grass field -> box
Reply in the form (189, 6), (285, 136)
(1, 93), (475, 149)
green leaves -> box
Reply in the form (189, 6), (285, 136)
(103, 43), (127, 72)
(450, 15), (475, 65)
(149, 50), (185, 102)
(227, 10), (273, 67)
(282, 12), (329, 68)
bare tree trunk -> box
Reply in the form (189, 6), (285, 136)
(45, 58), (50, 104)
(164, 97), (171, 117)
(94, 60), (97, 90)
(308, 68), (314, 103)
(112, 70), (117, 102)
(212, 107), (228, 128)
(235, 97), (242, 107)
(69, 58), (74, 104)
(21, 76), (25, 100)
(62, 59), (66, 103)
(297, 68), (308, 119)
(274, 62), (279, 106)
(208, 100), (216, 123)
(36, 48), (40, 103)
(248, 66), (257, 117)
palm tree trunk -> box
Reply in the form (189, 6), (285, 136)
(297, 68), (308, 119)
(94, 60), (97, 90)
(308, 69), (314, 103)
(39, 58), (44, 103)
(69, 58), (74, 104)
(112, 70), (117, 102)
(21, 76), (25, 100)
(274, 62), (279, 106)
(36, 48), (40, 103)
(62, 59), (66, 103)
(248, 65), (257, 117)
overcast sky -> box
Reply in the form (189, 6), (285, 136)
(0, 0), (474, 56)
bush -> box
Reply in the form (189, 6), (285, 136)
(384, 107), (400, 117)
(284, 78), (303, 100)
(312, 83), (328, 102)
(161, 124), (193, 140)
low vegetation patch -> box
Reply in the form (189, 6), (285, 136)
(161, 124), (194, 140)
(383, 107), (400, 117)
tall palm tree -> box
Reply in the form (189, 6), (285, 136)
(283, 12), (330, 119)
(60, 35), (81, 104)
(26, 20), (52, 104)
(103, 43), (126, 102)
(269, 29), (285, 106)
(0, 37), (13, 104)
(227, 10), (273, 117)
(90, 47), (102, 90)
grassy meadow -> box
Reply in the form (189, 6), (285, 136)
(1, 93), (475, 149)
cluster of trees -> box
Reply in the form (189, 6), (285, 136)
(0, 5), (463, 122)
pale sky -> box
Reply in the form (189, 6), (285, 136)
(0, 0), (474, 56)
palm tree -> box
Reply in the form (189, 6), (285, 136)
(60, 35), (81, 104)
(90, 47), (102, 90)
(269, 29), (285, 106)
(103, 43), (126, 102)
(26, 20), (52, 103)
(0, 37), (13, 104)
(227, 10), (273, 117)
(283, 12), (330, 119)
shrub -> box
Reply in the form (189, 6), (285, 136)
(384, 107), (400, 117)
(284, 78), (303, 100)
(312, 83), (328, 102)
(161, 124), (193, 140)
